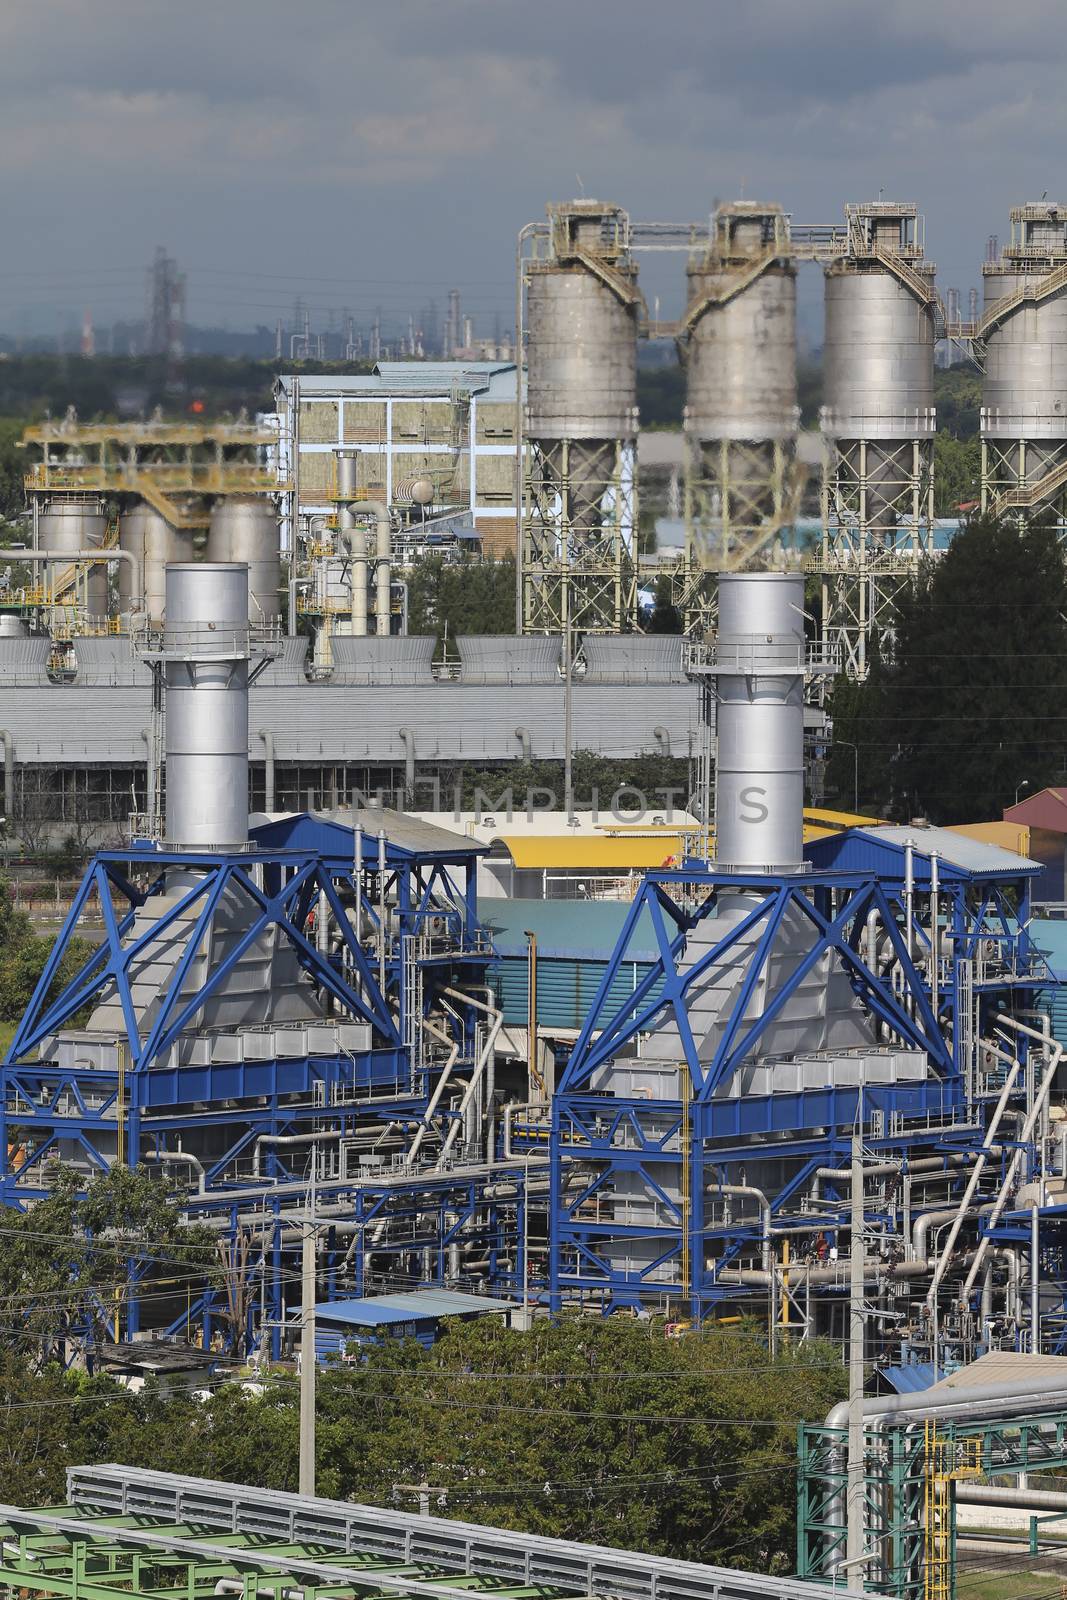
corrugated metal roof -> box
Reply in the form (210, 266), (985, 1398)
(922, 1351), (1067, 1398)
(275, 362), (518, 401)
(878, 1362), (937, 1394)
(251, 809), (484, 860)
(875, 825), (1038, 874)
(315, 1289), (513, 1327)
(808, 825), (1038, 879)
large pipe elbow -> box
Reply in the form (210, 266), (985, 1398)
(653, 725), (670, 757)
(514, 726), (532, 760)
(6, 547), (143, 611)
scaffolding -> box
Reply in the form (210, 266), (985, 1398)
(22, 419), (286, 528)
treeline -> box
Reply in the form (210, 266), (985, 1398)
(0, 1318), (843, 1572)
(828, 512), (1067, 822)
(0, 354), (373, 422)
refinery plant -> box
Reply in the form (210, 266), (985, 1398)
(5, 192), (1067, 1600)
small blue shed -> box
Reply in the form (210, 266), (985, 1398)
(310, 1288), (515, 1360)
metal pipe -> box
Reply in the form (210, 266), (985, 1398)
(653, 725), (670, 757)
(514, 726), (532, 761)
(377, 828), (387, 995)
(524, 928), (543, 1096)
(406, 1016), (460, 1165)
(929, 848), (940, 1019)
(0, 729), (14, 821)
(334, 451), (369, 639)
(140, 729), (157, 826)
(435, 1007), (504, 1169)
(253, 1131), (342, 1181)
(398, 728), (415, 808)
(7, 547), (143, 610)
(1032, 1202), (1041, 1353)
(926, 1057), (1021, 1304)
(143, 1149), (205, 1193)
(961, 1014), (1065, 1302)
(957, 1483), (1067, 1514)
(259, 730), (276, 813)
(353, 502), (391, 637)
(707, 1181), (771, 1271)
(904, 836), (915, 958)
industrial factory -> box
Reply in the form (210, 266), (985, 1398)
(3, 193), (1067, 1598)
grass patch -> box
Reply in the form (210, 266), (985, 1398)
(960, 1568), (1059, 1600)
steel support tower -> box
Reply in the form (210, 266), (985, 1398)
(816, 204), (937, 678)
(519, 202), (642, 635)
(980, 203), (1067, 533)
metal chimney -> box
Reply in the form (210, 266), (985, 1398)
(163, 563), (251, 850)
(712, 571), (806, 873)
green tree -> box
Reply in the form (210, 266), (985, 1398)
(933, 432), (981, 516)
(0, 1317), (846, 1573)
(0, 879), (92, 1024)
(407, 554), (517, 646)
(833, 514), (1067, 822)
(933, 364), (982, 439)
(646, 575), (683, 633)
(0, 1165), (218, 1363)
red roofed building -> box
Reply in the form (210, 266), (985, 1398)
(1004, 788), (1067, 901)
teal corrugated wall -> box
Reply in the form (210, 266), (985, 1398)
(488, 955), (662, 1032)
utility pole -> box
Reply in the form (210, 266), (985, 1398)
(846, 1130), (866, 1578)
(299, 1208), (316, 1496)
(562, 618), (574, 823)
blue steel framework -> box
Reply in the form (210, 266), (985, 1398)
(541, 833), (1055, 1323)
(0, 813), (538, 1352)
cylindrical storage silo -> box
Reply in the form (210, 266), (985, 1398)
(37, 498), (109, 618)
(713, 572), (805, 873)
(120, 503), (193, 622)
(981, 205), (1067, 519)
(680, 204), (797, 593)
(526, 279), (638, 443)
(818, 202), (936, 678)
(162, 563), (250, 850)
(685, 241), (796, 444)
(823, 270), (935, 443)
(522, 200), (640, 633)
(206, 497), (281, 623)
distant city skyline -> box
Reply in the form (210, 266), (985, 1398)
(2, 1), (1062, 339)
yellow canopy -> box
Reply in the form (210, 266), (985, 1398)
(498, 834), (685, 870)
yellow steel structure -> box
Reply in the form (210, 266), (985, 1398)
(22, 419), (286, 528)
(922, 1422), (981, 1600)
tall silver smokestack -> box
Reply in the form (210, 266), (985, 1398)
(163, 563), (250, 849)
(712, 571), (805, 872)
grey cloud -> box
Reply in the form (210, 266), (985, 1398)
(0, 1), (1065, 327)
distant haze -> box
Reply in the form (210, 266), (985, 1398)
(1, 0), (1062, 336)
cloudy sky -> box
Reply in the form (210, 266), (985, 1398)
(0, 0), (1061, 335)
